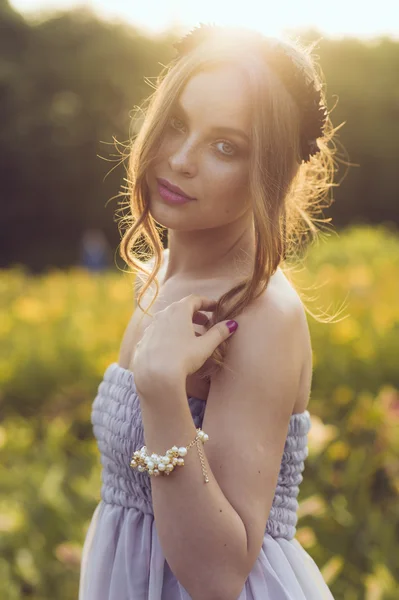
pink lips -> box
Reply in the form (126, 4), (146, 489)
(156, 178), (196, 205)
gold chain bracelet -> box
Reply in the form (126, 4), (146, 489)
(129, 428), (210, 483)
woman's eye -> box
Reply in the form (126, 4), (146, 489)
(170, 116), (184, 130)
(214, 141), (236, 157)
(169, 116), (237, 157)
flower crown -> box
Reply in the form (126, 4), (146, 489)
(172, 23), (329, 163)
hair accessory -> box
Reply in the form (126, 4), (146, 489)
(172, 23), (328, 163)
(130, 427), (210, 483)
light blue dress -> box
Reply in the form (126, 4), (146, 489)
(79, 362), (335, 599)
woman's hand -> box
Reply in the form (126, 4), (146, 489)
(132, 294), (238, 398)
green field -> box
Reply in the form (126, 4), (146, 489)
(1, 224), (398, 599)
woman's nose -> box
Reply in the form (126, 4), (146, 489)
(168, 140), (198, 175)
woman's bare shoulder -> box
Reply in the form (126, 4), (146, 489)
(118, 249), (170, 369)
(134, 247), (169, 302)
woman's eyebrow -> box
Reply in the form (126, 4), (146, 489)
(174, 100), (250, 143)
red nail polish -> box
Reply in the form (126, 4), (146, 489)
(226, 320), (238, 333)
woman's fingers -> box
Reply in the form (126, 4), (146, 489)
(184, 294), (218, 313)
(192, 311), (211, 326)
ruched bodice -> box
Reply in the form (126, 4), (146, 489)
(91, 362), (311, 541)
(80, 361), (336, 599)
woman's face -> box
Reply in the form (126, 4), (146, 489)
(146, 64), (253, 231)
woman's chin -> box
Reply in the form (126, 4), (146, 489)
(148, 194), (195, 228)
(148, 200), (189, 230)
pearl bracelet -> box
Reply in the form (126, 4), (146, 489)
(129, 428), (210, 483)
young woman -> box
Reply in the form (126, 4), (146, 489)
(79, 24), (337, 599)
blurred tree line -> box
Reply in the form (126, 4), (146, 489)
(0, 0), (398, 272)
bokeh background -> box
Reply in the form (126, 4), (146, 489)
(1, 1), (398, 598)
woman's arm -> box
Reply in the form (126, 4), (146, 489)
(138, 296), (304, 600)
(139, 385), (248, 600)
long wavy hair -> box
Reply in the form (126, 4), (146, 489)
(117, 27), (346, 380)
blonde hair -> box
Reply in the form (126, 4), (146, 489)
(116, 27), (346, 380)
